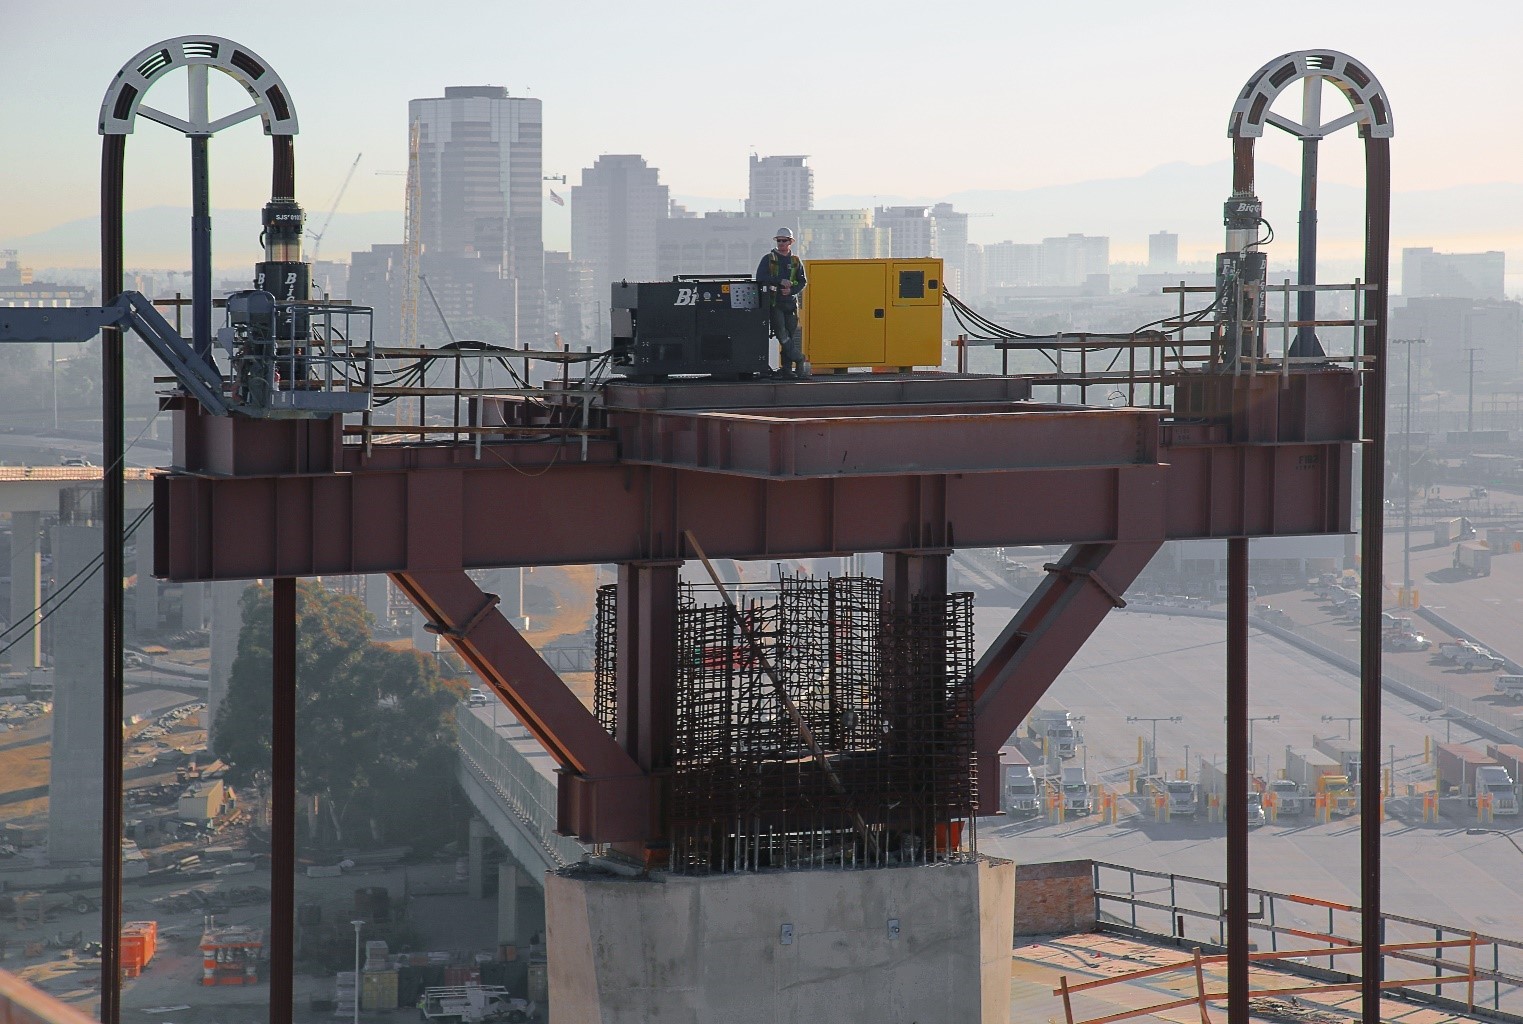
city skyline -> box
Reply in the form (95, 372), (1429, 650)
(5, 1), (1523, 270)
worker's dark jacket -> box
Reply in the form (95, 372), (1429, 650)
(755, 249), (807, 309)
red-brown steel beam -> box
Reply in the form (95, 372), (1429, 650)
(971, 541), (1162, 813)
(1227, 538), (1249, 1024)
(269, 578), (296, 1024)
(612, 561), (680, 860)
(390, 570), (650, 841)
(153, 442), (1346, 582)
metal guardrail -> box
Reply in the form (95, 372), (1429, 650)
(1092, 860), (1523, 1022)
(455, 712), (587, 869)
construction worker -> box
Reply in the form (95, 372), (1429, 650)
(756, 227), (808, 377)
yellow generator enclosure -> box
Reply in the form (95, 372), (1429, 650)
(802, 258), (943, 371)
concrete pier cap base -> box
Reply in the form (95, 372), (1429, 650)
(546, 853), (1014, 1024)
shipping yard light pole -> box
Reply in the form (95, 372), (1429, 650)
(1393, 338), (1425, 605)
(1247, 715), (1279, 768)
(1420, 713), (1454, 744)
(1322, 714), (1359, 741)
(351, 918), (365, 1024)
(1127, 716), (1181, 777)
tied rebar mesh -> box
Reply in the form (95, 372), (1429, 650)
(662, 573), (976, 875)
(593, 583), (618, 737)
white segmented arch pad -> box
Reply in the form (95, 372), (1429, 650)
(1229, 49), (1392, 140)
(99, 35), (298, 137)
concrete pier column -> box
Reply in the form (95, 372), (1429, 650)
(46, 522), (104, 863)
(548, 857), (1014, 1023)
(364, 574), (390, 631)
(132, 506), (161, 634)
(207, 580), (247, 750)
(180, 581), (206, 631)
(468, 818), (493, 899)
(497, 863), (522, 946)
(7, 512), (42, 670)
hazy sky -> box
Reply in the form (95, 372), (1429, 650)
(4, 0), (1522, 262)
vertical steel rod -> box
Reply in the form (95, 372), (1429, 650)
(1292, 77), (1323, 358)
(1227, 537), (1249, 1024)
(99, 130), (127, 1024)
(1360, 134), (1392, 1024)
(270, 578), (298, 1024)
(190, 134), (213, 359)
(188, 64), (212, 360)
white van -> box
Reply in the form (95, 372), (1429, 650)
(1495, 675), (1523, 700)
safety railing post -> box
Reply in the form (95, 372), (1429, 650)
(1470, 931), (1478, 1012)
(1130, 869), (1138, 930)
(1435, 926), (1444, 997)
(1192, 947), (1212, 1024)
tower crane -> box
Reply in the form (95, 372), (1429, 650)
(306, 151), (362, 263)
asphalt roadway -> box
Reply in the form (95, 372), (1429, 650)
(973, 609), (1523, 944)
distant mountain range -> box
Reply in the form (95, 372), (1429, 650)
(2, 207), (404, 271)
(824, 161), (1523, 266)
(7, 162), (1521, 281)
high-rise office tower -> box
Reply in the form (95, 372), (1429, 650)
(747, 155), (813, 214)
(1148, 231), (1179, 271)
(1402, 247), (1505, 300)
(570, 154), (669, 300)
(409, 86), (544, 345)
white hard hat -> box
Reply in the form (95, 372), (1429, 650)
(774, 227), (794, 241)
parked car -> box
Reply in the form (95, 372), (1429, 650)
(1437, 641), (1505, 671)
(1385, 631), (1431, 652)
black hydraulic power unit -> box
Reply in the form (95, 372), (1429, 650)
(609, 275), (769, 380)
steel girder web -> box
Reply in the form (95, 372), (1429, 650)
(970, 541), (1162, 814)
(391, 570), (651, 842)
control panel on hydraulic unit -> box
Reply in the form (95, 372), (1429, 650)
(1215, 192), (1268, 364)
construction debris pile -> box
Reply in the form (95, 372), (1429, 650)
(596, 573), (976, 874)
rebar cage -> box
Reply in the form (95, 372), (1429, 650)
(594, 573), (977, 874)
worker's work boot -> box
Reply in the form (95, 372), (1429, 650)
(781, 334), (807, 378)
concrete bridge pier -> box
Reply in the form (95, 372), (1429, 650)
(547, 856), (1014, 1023)
(47, 522), (104, 863)
(7, 511), (42, 670)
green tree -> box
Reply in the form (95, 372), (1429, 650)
(213, 581), (466, 852)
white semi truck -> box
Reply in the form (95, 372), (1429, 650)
(999, 745), (1041, 817)
(1058, 765), (1092, 815)
(1026, 707), (1082, 759)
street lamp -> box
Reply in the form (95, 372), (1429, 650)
(1321, 714), (1359, 741)
(351, 918), (365, 1024)
(1420, 712), (1454, 744)
(1127, 715), (1182, 777)
(1391, 338), (1425, 606)
(1247, 714), (1280, 769)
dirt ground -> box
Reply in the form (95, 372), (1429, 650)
(0, 574), (584, 1022)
